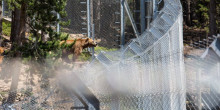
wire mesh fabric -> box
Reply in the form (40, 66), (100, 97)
(61, 0), (88, 35)
(2, 0), (12, 17)
(76, 0), (186, 109)
(185, 35), (220, 110)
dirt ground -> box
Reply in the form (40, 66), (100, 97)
(0, 61), (88, 105)
(0, 45), (207, 106)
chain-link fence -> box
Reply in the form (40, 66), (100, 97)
(61, 0), (88, 35)
(91, 0), (120, 48)
(61, 0), (122, 48)
(0, 0), (186, 109)
(1, 0), (220, 110)
(2, 0), (11, 18)
(76, 0), (186, 109)
(185, 35), (220, 110)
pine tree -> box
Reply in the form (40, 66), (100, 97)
(4, 0), (68, 105)
(209, 0), (217, 36)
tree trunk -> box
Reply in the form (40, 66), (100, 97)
(96, 0), (101, 35)
(209, 0), (217, 36)
(186, 0), (191, 26)
(7, 3), (26, 104)
(10, 7), (21, 43)
(18, 3), (27, 46)
(6, 7), (21, 103)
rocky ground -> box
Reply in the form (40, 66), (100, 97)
(0, 60), (88, 106)
(0, 45), (208, 108)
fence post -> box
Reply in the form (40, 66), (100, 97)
(145, 0), (153, 30)
(2, 0), (4, 16)
(87, 0), (91, 38)
(153, 0), (157, 19)
(124, 1), (140, 38)
(92, 24), (95, 60)
(87, 0), (92, 54)
(120, 0), (125, 48)
(140, 0), (145, 33)
(57, 13), (60, 33)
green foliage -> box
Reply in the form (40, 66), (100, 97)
(5, 0), (68, 59)
(0, 91), (7, 101)
(76, 46), (118, 62)
(181, 0), (220, 33)
(60, 32), (69, 41)
(95, 46), (117, 54)
(2, 21), (11, 36)
(193, 0), (209, 28)
(4, 0), (70, 82)
(78, 52), (92, 61)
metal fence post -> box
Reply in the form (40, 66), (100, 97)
(87, 0), (92, 53)
(120, 0), (125, 48)
(124, 0), (140, 38)
(2, 0), (4, 16)
(57, 13), (60, 33)
(145, 0), (153, 30)
(87, 0), (91, 38)
(92, 24), (95, 60)
(153, 0), (156, 19)
(140, 0), (146, 33)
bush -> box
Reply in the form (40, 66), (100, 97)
(95, 46), (117, 54)
(2, 21), (11, 36)
(78, 46), (117, 61)
(78, 52), (92, 61)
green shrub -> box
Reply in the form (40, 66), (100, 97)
(79, 52), (92, 61)
(95, 46), (117, 54)
(78, 46), (117, 61)
(2, 21), (11, 36)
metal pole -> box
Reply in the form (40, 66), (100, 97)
(140, 0), (145, 33)
(92, 24), (95, 60)
(87, 0), (91, 38)
(2, 0), (4, 16)
(145, 0), (153, 30)
(153, 0), (157, 19)
(57, 13), (60, 33)
(120, 0), (125, 48)
(124, 0), (140, 38)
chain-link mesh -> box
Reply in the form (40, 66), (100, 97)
(185, 34), (220, 110)
(92, 0), (121, 48)
(76, 0), (186, 109)
(0, 86), (89, 110)
(2, 0), (11, 18)
(61, 0), (88, 35)
(2, 0), (220, 110)
(0, 68), (96, 110)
